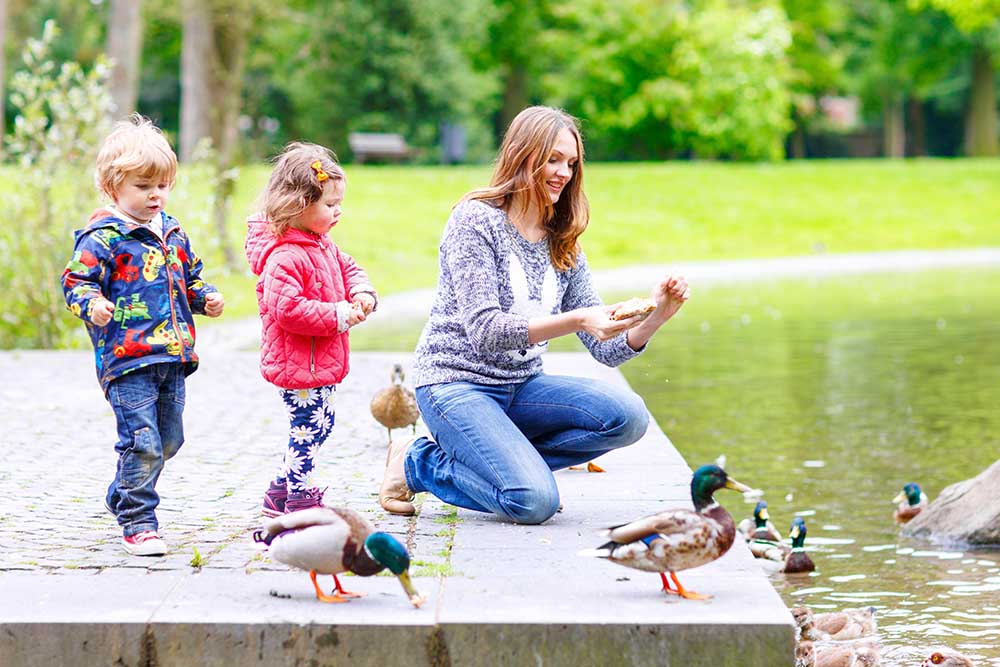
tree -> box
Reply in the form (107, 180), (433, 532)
(0, 0), (8, 158)
(912, 0), (1000, 155)
(3, 21), (114, 347)
(269, 0), (495, 162)
(179, 0), (212, 162)
(845, 0), (965, 158)
(552, 0), (794, 161)
(781, 0), (849, 158)
(106, 0), (143, 119)
(477, 0), (558, 138)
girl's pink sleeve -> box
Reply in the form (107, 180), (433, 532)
(338, 248), (378, 309)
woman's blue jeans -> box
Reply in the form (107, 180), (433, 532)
(105, 363), (186, 537)
(409, 373), (649, 525)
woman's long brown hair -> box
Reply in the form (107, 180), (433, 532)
(464, 106), (588, 271)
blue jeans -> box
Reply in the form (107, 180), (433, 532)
(408, 374), (649, 524)
(105, 363), (186, 536)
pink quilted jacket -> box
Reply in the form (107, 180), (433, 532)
(245, 218), (376, 389)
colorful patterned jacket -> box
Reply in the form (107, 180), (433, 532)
(61, 207), (218, 392)
(245, 217), (376, 389)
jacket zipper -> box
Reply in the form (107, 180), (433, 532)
(161, 227), (186, 362)
(310, 337), (317, 378)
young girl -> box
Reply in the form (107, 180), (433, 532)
(245, 142), (377, 515)
(379, 106), (690, 523)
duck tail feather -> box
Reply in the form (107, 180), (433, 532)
(578, 540), (616, 559)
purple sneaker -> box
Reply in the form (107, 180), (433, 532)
(284, 487), (328, 513)
(261, 480), (287, 517)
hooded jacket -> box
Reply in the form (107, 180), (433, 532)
(61, 208), (218, 392)
(245, 217), (376, 389)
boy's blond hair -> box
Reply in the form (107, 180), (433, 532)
(95, 114), (178, 200)
(260, 142), (345, 236)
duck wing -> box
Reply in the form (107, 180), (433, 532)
(605, 509), (703, 545)
(262, 507), (343, 539)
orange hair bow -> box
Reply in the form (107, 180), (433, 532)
(311, 160), (329, 182)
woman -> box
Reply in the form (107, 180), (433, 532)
(379, 106), (689, 524)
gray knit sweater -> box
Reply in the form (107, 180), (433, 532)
(412, 199), (642, 388)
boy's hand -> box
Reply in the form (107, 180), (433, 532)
(91, 297), (115, 326)
(353, 293), (376, 316)
(205, 292), (225, 318)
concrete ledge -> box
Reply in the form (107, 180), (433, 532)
(0, 352), (794, 666)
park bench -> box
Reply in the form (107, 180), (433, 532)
(348, 132), (411, 163)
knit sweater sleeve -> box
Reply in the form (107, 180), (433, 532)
(441, 203), (530, 353)
(561, 250), (644, 367)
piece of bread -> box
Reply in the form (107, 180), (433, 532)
(609, 297), (656, 321)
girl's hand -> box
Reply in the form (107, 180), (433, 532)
(348, 301), (367, 327)
(353, 293), (376, 316)
(91, 297), (115, 327)
(577, 305), (645, 341)
(205, 292), (225, 318)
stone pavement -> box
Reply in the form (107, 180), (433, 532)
(0, 346), (793, 666)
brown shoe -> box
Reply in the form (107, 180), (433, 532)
(380, 436), (417, 515)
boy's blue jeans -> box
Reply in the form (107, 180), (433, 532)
(105, 363), (186, 537)
(409, 374), (649, 525)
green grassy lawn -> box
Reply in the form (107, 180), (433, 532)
(5, 158), (999, 323)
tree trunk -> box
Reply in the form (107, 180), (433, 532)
(964, 44), (998, 157)
(883, 92), (905, 159)
(106, 0), (143, 119)
(179, 0), (213, 162)
(209, 0), (251, 271)
(788, 123), (807, 159)
(907, 97), (926, 157)
(0, 0), (8, 159)
(499, 64), (528, 140)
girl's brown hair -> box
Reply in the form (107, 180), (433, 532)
(464, 106), (588, 271)
(260, 142), (345, 235)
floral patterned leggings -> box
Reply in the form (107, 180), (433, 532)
(275, 385), (336, 493)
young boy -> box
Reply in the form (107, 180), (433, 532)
(61, 115), (225, 556)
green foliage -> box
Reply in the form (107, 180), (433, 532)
(254, 0), (497, 162)
(552, 0), (794, 161)
(844, 0), (969, 118)
(909, 0), (1000, 32)
(1, 21), (114, 348)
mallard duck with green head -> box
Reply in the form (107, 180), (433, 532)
(893, 482), (928, 524)
(580, 464), (751, 600)
(253, 506), (426, 607)
(739, 500), (782, 542)
(782, 516), (815, 574)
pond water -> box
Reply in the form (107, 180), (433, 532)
(609, 268), (1000, 665)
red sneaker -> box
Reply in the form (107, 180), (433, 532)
(122, 530), (167, 556)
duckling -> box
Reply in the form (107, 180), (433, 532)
(579, 464), (751, 600)
(783, 517), (816, 574)
(792, 606), (877, 640)
(893, 482), (928, 524)
(922, 649), (975, 666)
(253, 506), (425, 607)
(796, 640), (880, 667)
(370, 364), (419, 443)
